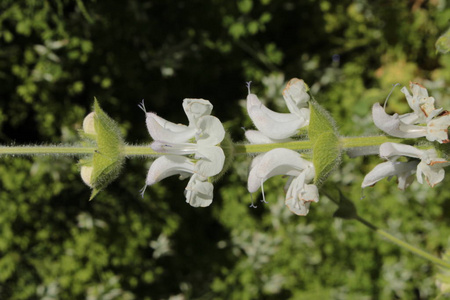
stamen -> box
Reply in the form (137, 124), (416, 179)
(359, 189), (366, 200)
(138, 99), (146, 113)
(140, 185), (147, 198)
(383, 83), (400, 109)
(260, 181), (268, 203)
(246, 81), (252, 94)
(249, 193), (257, 208)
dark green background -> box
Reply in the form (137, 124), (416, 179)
(1, 0), (450, 299)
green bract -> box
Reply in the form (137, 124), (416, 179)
(308, 100), (342, 186)
(80, 99), (125, 200)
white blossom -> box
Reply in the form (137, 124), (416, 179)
(244, 79), (318, 215)
(246, 78), (310, 139)
(362, 142), (449, 189)
(372, 82), (450, 144)
(248, 148), (318, 216)
(140, 99), (225, 207)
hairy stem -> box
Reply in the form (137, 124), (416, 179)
(0, 135), (407, 157)
(0, 145), (165, 157)
(234, 140), (313, 154)
(0, 146), (96, 156)
(234, 135), (405, 155)
(123, 145), (160, 157)
(340, 135), (406, 148)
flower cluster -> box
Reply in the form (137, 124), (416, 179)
(140, 99), (225, 207)
(363, 83), (450, 189)
(373, 82), (450, 144)
(245, 79), (319, 215)
(362, 142), (449, 189)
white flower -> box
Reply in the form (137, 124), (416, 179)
(140, 99), (225, 207)
(400, 82), (442, 124)
(244, 130), (292, 144)
(372, 82), (450, 144)
(246, 78), (310, 140)
(361, 161), (418, 190)
(144, 98), (213, 143)
(362, 142), (449, 189)
(244, 79), (317, 214)
(247, 148), (318, 216)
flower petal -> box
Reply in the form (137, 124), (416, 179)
(247, 148), (313, 193)
(282, 78), (310, 116)
(146, 155), (194, 186)
(146, 113), (196, 143)
(184, 174), (214, 207)
(183, 98), (213, 127)
(245, 130), (292, 144)
(379, 142), (423, 161)
(247, 94), (300, 123)
(285, 182), (319, 216)
(401, 83), (427, 119)
(195, 145), (225, 177)
(416, 159), (450, 186)
(362, 161), (418, 189)
(372, 103), (426, 139)
(426, 113), (450, 143)
(400, 82), (443, 125)
(247, 94), (307, 139)
(285, 199), (310, 216)
(196, 115), (225, 146)
(248, 153), (265, 173)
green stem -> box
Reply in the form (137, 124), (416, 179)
(340, 136), (406, 148)
(0, 135), (409, 157)
(234, 140), (313, 154)
(234, 135), (404, 155)
(123, 145), (160, 156)
(355, 215), (450, 269)
(0, 146), (96, 156)
(0, 145), (164, 157)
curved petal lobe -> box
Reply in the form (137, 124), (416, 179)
(146, 155), (194, 186)
(146, 113), (196, 143)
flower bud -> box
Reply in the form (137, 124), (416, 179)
(80, 165), (94, 187)
(82, 112), (96, 135)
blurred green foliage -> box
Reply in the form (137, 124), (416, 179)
(1, 0), (450, 299)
